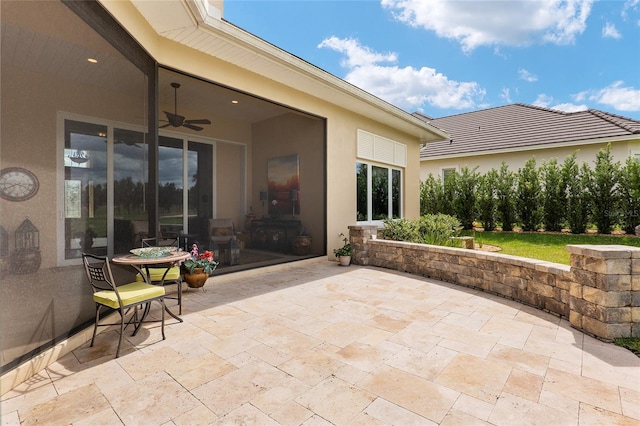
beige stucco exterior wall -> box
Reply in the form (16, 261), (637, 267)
(100, 0), (425, 255)
(420, 139), (640, 180)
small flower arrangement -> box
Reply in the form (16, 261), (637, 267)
(333, 233), (352, 257)
(183, 244), (218, 274)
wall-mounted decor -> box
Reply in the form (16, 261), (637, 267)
(0, 167), (39, 202)
(267, 154), (300, 218)
(10, 217), (41, 275)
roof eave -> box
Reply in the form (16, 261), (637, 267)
(420, 134), (640, 161)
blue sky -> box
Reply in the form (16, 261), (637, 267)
(225, 0), (640, 120)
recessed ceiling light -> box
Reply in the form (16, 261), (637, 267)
(87, 58), (98, 63)
(231, 100), (239, 104)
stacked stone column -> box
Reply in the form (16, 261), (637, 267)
(567, 245), (640, 340)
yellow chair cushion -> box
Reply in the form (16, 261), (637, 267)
(93, 282), (165, 309)
(135, 266), (181, 283)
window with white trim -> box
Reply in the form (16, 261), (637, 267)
(356, 130), (404, 223)
(441, 167), (458, 182)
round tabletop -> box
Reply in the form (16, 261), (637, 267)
(112, 250), (191, 265)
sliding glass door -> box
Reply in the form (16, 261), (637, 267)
(159, 135), (214, 245)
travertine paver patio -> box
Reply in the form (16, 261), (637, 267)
(2, 260), (639, 425)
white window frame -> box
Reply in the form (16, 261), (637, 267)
(440, 165), (459, 182)
(356, 129), (406, 225)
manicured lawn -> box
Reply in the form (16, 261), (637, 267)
(460, 230), (640, 265)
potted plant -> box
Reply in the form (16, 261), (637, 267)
(183, 244), (218, 288)
(333, 234), (352, 266)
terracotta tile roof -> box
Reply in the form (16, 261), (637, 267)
(415, 104), (640, 159)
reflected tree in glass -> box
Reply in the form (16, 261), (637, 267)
(356, 162), (368, 221)
(372, 166), (388, 220)
(392, 169), (401, 218)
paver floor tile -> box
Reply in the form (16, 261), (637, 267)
(108, 371), (201, 425)
(451, 394), (495, 421)
(620, 387), (640, 421)
(50, 357), (134, 397)
(358, 364), (459, 423)
(20, 384), (109, 426)
(172, 404), (218, 425)
(365, 397), (436, 425)
(480, 316), (534, 349)
(214, 403), (280, 425)
(488, 392), (577, 425)
(578, 403), (640, 426)
(543, 368), (623, 414)
(486, 344), (550, 376)
(502, 368), (544, 402)
(165, 351), (236, 390)
(581, 335), (640, 390)
(278, 349), (348, 386)
(334, 342), (394, 372)
(435, 353), (512, 404)
(295, 376), (376, 425)
(194, 359), (290, 414)
(440, 410), (493, 426)
(269, 401), (314, 426)
(385, 345), (458, 381)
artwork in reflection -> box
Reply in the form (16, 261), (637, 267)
(267, 154), (299, 218)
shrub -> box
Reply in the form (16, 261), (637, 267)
(381, 217), (420, 242)
(516, 157), (542, 231)
(541, 158), (566, 232)
(618, 156), (640, 234)
(452, 166), (479, 230)
(420, 173), (444, 215)
(495, 162), (517, 231)
(417, 214), (462, 246)
(441, 172), (457, 217)
(589, 144), (620, 234)
(476, 169), (498, 231)
(382, 214), (461, 247)
(562, 152), (591, 234)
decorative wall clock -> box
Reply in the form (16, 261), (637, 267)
(0, 167), (40, 202)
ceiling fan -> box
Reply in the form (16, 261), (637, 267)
(160, 82), (211, 131)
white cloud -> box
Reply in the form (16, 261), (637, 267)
(533, 94), (555, 108)
(551, 103), (589, 112)
(589, 81), (640, 111)
(602, 22), (622, 39)
(518, 68), (538, 82)
(533, 94), (587, 112)
(500, 88), (512, 103)
(318, 36), (485, 111)
(622, 0), (640, 20)
(380, 0), (593, 52)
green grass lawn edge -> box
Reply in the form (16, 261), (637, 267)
(460, 230), (640, 265)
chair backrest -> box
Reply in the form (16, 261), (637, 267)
(82, 253), (118, 295)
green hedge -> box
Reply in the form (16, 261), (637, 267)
(420, 145), (640, 234)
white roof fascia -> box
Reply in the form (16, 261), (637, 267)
(420, 134), (640, 162)
(128, 0), (449, 142)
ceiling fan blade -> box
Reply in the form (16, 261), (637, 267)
(159, 123), (172, 128)
(182, 123), (204, 131)
(163, 111), (185, 127)
(184, 118), (211, 125)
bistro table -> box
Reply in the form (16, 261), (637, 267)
(112, 249), (190, 333)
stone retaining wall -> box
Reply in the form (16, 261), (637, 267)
(349, 225), (640, 340)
